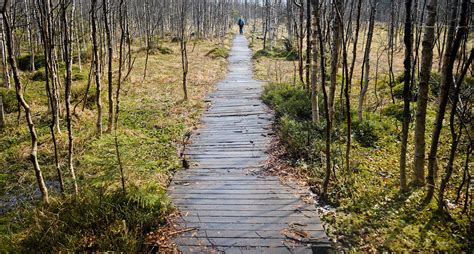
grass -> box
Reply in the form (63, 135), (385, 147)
(0, 34), (232, 251)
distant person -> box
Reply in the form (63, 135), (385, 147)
(238, 17), (245, 35)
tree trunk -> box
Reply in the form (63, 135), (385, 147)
(305, 0), (311, 89)
(314, 0), (331, 201)
(35, 0), (65, 193)
(61, 0), (78, 194)
(0, 94), (5, 128)
(180, 0), (189, 101)
(437, 49), (473, 212)
(91, 0), (103, 136)
(0, 22), (10, 89)
(357, 2), (376, 121)
(400, 0), (413, 192)
(115, 0), (127, 194)
(310, 0), (319, 123)
(412, 0), (438, 186)
(328, 0), (342, 122)
(2, 0), (49, 203)
(103, 0), (114, 133)
(426, 0), (468, 203)
(24, 0), (35, 71)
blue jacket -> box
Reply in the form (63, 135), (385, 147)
(238, 18), (245, 26)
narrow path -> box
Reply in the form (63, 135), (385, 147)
(169, 35), (330, 253)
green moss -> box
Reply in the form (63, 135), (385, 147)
(158, 46), (173, 55)
(72, 66), (88, 81)
(253, 48), (298, 61)
(0, 88), (18, 113)
(253, 49), (272, 59)
(352, 119), (380, 147)
(205, 46), (229, 59)
(31, 68), (46, 81)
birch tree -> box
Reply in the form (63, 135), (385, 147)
(1, 0), (49, 203)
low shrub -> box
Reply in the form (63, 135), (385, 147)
(71, 81), (96, 108)
(382, 102), (405, 121)
(262, 82), (311, 120)
(72, 66), (88, 81)
(205, 46), (229, 59)
(158, 46), (173, 55)
(392, 83), (404, 99)
(0, 88), (18, 113)
(279, 116), (325, 160)
(253, 49), (272, 59)
(148, 41), (174, 55)
(17, 55), (46, 71)
(253, 48), (298, 61)
(31, 68), (47, 81)
(352, 119), (380, 147)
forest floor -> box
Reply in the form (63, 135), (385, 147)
(0, 34), (232, 251)
(246, 28), (472, 252)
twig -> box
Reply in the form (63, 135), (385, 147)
(169, 227), (198, 237)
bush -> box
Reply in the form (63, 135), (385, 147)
(262, 83), (311, 120)
(72, 66), (88, 81)
(205, 46), (229, 59)
(0, 88), (18, 113)
(71, 81), (96, 108)
(253, 48), (298, 61)
(382, 102), (405, 121)
(395, 72), (405, 84)
(392, 83), (404, 99)
(31, 68), (47, 81)
(279, 116), (325, 160)
(253, 49), (272, 59)
(353, 119), (380, 147)
(21, 185), (172, 251)
(17, 55), (46, 71)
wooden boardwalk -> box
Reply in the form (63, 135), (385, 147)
(169, 35), (330, 253)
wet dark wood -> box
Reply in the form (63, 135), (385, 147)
(169, 35), (330, 253)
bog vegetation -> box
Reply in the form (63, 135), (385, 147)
(0, 0), (472, 252)
(249, 0), (472, 251)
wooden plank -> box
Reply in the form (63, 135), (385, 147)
(178, 215), (321, 224)
(172, 176), (278, 181)
(175, 204), (315, 212)
(174, 237), (311, 248)
(174, 222), (323, 231)
(169, 194), (299, 200)
(175, 211), (321, 219)
(177, 246), (314, 254)
(172, 199), (304, 205)
(169, 189), (304, 195)
(178, 229), (326, 240)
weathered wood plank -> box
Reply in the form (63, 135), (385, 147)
(174, 237), (315, 248)
(178, 216), (321, 224)
(169, 189), (303, 195)
(175, 211), (320, 219)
